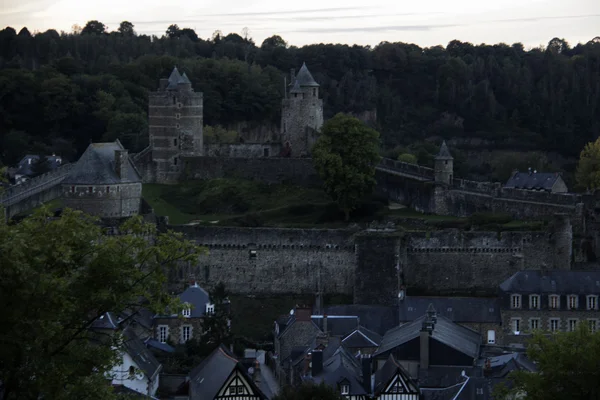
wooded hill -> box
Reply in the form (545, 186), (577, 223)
(0, 21), (599, 172)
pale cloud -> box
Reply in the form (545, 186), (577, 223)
(0, 0), (597, 48)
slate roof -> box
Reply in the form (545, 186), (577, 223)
(189, 345), (266, 400)
(290, 79), (303, 94)
(399, 297), (501, 324)
(312, 315), (359, 337)
(181, 72), (192, 84)
(16, 154), (63, 176)
(179, 283), (211, 318)
(320, 304), (398, 336)
(122, 327), (162, 380)
(375, 315), (480, 360)
(62, 141), (141, 185)
(311, 346), (367, 395)
(505, 171), (563, 191)
(342, 326), (382, 348)
(435, 141), (453, 160)
(294, 62), (319, 87)
(420, 382), (465, 400)
(145, 338), (175, 353)
(374, 354), (419, 394)
(499, 270), (600, 294)
(91, 312), (119, 330)
(166, 66), (182, 90)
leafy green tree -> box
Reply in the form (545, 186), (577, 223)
(165, 24), (180, 38)
(495, 325), (600, 400)
(81, 20), (107, 35)
(397, 153), (417, 164)
(273, 383), (345, 400)
(312, 113), (380, 220)
(576, 137), (600, 191)
(117, 21), (135, 36)
(201, 282), (232, 347)
(0, 209), (203, 399)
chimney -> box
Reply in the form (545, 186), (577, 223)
(323, 314), (328, 334)
(361, 355), (372, 394)
(290, 68), (296, 84)
(159, 78), (168, 91)
(311, 350), (323, 377)
(420, 304), (436, 370)
(252, 359), (262, 385)
(114, 149), (128, 180)
(295, 305), (312, 322)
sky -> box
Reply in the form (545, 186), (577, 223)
(0, 0), (598, 48)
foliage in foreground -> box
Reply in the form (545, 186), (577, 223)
(313, 113), (381, 220)
(576, 137), (600, 191)
(495, 325), (600, 400)
(0, 209), (203, 400)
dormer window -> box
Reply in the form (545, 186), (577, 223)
(206, 303), (215, 314)
(341, 384), (349, 395)
(511, 294), (521, 309)
(182, 304), (191, 318)
(568, 295), (578, 310)
(529, 294), (540, 309)
(587, 295), (598, 310)
(550, 295), (560, 309)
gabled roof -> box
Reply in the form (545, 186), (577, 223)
(500, 270), (600, 294)
(144, 338), (175, 353)
(435, 141), (453, 160)
(294, 62), (319, 87)
(342, 326), (382, 348)
(122, 327), (162, 380)
(62, 141), (141, 185)
(91, 312), (119, 330)
(320, 305), (398, 336)
(399, 297), (500, 324)
(374, 354), (419, 395)
(312, 315), (359, 337)
(179, 283), (211, 318)
(505, 171), (563, 191)
(375, 315), (480, 360)
(311, 346), (367, 395)
(189, 345), (266, 400)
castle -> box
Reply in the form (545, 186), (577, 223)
(136, 64), (324, 184)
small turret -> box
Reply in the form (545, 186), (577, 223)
(434, 141), (454, 184)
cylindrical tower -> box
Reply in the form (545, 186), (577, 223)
(434, 141), (453, 184)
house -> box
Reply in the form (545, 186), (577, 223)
(398, 296), (502, 346)
(373, 354), (420, 400)
(341, 326), (382, 356)
(62, 140), (142, 218)
(188, 344), (268, 400)
(504, 170), (568, 193)
(12, 154), (63, 184)
(153, 283), (215, 345)
(499, 270), (600, 345)
(374, 305), (481, 378)
(109, 327), (162, 397)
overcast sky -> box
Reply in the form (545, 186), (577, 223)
(1, 0), (598, 48)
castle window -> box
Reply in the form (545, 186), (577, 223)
(106, 186), (109, 193)
(588, 319), (598, 333)
(312, 88), (316, 97)
(568, 295), (578, 309)
(283, 122), (287, 132)
(568, 319), (578, 332)
(177, 102), (182, 108)
(529, 294), (540, 309)
(173, 157), (178, 166)
(549, 295), (560, 309)
(510, 294), (521, 309)
(158, 325), (168, 343)
(587, 295), (598, 310)
(263, 148), (269, 157)
(249, 249), (257, 259)
(88, 187), (93, 193)
(294, 93), (297, 98)
(529, 318), (540, 331)
(173, 97), (176, 105)
(550, 318), (560, 332)
(176, 123), (180, 129)
(175, 113), (181, 120)
(174, 138), (178, 147)
(445, 160), (448, 165)
(71, 186), (75, 193)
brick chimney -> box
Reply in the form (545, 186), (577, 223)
(114, 149), (128, 180)
(295, 305), (312, 322)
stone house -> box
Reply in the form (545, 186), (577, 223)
(153, 283), (214, 345)
(62, 140), (141, 218)
(499, 270), (600, 345)
(398, 296), (502, 346)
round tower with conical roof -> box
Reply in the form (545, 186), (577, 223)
(281, 63), (323, 157)
(434, 141), (453, 184)
(148, 67), (203, 183)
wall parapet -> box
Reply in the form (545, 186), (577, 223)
(377, 158), (434, 179)
(1, 164), (73, 206)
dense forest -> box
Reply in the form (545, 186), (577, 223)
(0, 20), (599, 174)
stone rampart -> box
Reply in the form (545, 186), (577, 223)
(182, 156), (319, 185)
(204, 143), (281, 158)
(377, 158), (435, 180)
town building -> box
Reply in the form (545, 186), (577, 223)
(11, 154), (63, 184)
(505, 170), (568, 193)
(61, 140), (141, 218)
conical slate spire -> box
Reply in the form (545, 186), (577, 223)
(436, 140), (453, 160)
(167, 67), (182, 90)
(294, 62), (319, 87)
(290, 79), (302, 94)
(180, 72), (192, 84)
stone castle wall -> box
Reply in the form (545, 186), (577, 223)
(62, 182), (142, 218)
(204, 143), (281, 158)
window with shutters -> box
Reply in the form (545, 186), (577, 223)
(587, 295), (598, 310)
(568, 295), (578, 309)
(568, 319), (578, 332)
(549, 295), (560, 309)
(529, 318), (540, 331)
(511, 294), (521, 309)
(550, 318), (560, 332)
(529, 294), (540, 309)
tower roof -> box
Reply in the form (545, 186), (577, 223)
(180, 72), (192, 84)
(435, 140), (453, 160)
(167, 66), (182, 90)
(295, 62), (319, 87)
(290, 79), (303, 94)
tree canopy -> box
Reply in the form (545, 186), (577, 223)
(0, 209), (203, 399)
(576, 137), (600, 191)
(495, 325), (600, 400)
(312, 113), (381, 220)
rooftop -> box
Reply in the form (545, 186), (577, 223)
(500, 270), (600, 294)
(505, 170), (563, 191)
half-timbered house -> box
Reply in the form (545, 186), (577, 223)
(373, 355), (420, 400)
